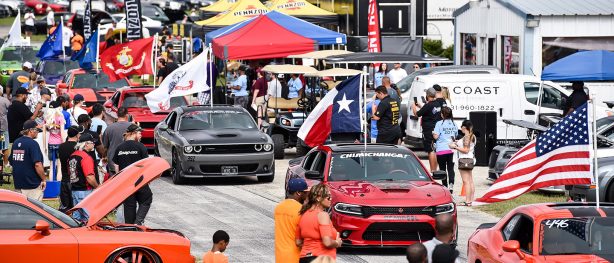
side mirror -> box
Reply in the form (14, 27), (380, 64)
(431, 170), (447, 180)
(35, 220), (51, 236)
(159, 123), (168, 131)
(502, 240), (525, 259)
(57, 83), (67, 90)
(305, 170), (322, 180)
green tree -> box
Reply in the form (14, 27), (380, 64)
(423, 39), (453, 60)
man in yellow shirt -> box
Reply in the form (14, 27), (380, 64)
(203, 230), (230, 263)
(275, 178), (309, 263)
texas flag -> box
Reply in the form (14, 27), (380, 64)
(298, 74), (362, 147)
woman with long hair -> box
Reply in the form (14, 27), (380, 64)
(296, 183), (341, 263)
(442, 87), (452, 106)
(451, 120), (476, 206)
(432, 106), (457, 193)
(374, 63), (388, 87)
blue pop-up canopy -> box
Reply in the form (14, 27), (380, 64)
(541, 50), (614, 81)
(205, 11), (346, 46)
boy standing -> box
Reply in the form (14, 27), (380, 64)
(203, 230), (230, 263)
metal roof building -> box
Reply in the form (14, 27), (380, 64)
(452, 0), (614, 76)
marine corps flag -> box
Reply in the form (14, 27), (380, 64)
(100, 37), (154, 81)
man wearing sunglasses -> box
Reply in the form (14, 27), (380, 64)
(274, 178), (309, 263)
(68, 132), (100, 221)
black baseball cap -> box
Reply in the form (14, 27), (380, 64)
(126, 124), (142, 133)
(67, 126), (80, 138)
(78, 132), (95, 143)
(40, 88), (51, 96)
(15, 87), (30, 95)
(432, 84), (442, 92)
(23, 120), (42, 132)
(73, 94), (85, 102)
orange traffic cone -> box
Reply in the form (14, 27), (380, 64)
(460, 183), (466, 196)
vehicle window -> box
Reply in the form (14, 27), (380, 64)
(448, 71), (491, 74)
(328, 152), (430, 182)
(28, 198), (79, 228)
(311, 152), (327, 175)
(178, 110), (256, 131)
(72, 73), (129, 90)
(396, 70), (429, 93)
(43, 61), (79, 75)
(111, 92), (120, 108)
(121, 92), (186, 109)
(167, 112), (177, 130)
(303, 151), (318, 170)
(1, 47), (38, 62)
(540, 217), (614, 257)
(524, 82), (567, 109)
(63, 73), (72, 84)
(596, 117), (614, 131)
(0, 202), (57, 229)
(503, 214), (533, 253)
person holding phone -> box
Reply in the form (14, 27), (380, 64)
(432, 107), (457, 193)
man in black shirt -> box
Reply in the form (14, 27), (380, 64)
(432, 84), (449, 108)
(7, 88), (42, 143)
(565, 81), (588, 115)
(78, 114), (105, 181)
(113, 124), (151, 225)
(372, 86), (401, 144)
(58, 126), (80, 212)
(412, 87), (445, 172)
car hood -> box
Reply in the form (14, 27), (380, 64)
(178, 129), (269, 145)
(66, 89), (115, 103)
(328, 180), (451, 206)
(128, 108), (169, 120)
(68, 157), (170, 227)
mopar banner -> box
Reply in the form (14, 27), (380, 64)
(83, 0), (92, 39)
(124, 0), (143, 40)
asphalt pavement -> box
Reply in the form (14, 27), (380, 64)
(145, 149), (499, 263)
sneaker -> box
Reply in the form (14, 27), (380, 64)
(449, 183), (454, 194)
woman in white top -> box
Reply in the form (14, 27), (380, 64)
(450, 120), (476, 206)
(24, 11), (36, 37)
(70, 94), (88, 126)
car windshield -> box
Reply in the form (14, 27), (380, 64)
(396, 70), (429, 93)
(540, 217), (614, 260)
(328, 152), (430, 182)
(1, 47), (38, 62)
(179, 110), (257, 130)
(72, 73), (129, 90)
(28, 197), (80, 228)
(121, 91), (186, 109)
(597, 117), (614, 132)
(43, 61), (79, 75)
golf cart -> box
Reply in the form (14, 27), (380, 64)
(260, 65), (319, 159)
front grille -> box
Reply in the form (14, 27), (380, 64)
(488, 149), (500, 168)
(139, 122), (158, 129)
(200, 164), (259, 174)
(362, 206), (435, 218)
(362, 222), (435, 241)
(197, 144), (262, 154)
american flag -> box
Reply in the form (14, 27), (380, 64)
(475, 103), (593, 204)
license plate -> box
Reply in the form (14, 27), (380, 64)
(221, 166), (238, 175)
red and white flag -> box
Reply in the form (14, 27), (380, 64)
(100, 37), (154, 81)
(475, 103), (593, 204)
(146, 48), (210, 113)
(367, 0), (381, 54)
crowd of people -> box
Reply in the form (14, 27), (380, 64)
(4, 63), (153, 224)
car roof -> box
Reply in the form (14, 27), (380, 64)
(414, 73), (548, 83)
(323, 143), (410, 153)
(514, 202), (614, 220)
(177, 105), (247, 114)
(118, 86), (154, 92)
(415, 65), (500, 74)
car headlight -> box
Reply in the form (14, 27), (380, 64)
(263, 143), (272, 151)
(280, 118), (291, 126)
(502, 151), (516, 159)
(254, 144), (263, 151)
(334, 203), (363, 216)
(432, 202), (455, 215)
(193, 145), (202, 153)
(184, 146), (193, 153)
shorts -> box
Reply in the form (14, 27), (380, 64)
(18, 188), (43, 201)
(48, 144), (59, 161)
(25, 25), (35, 32)
(422, 131), (435, 153)
(234, 96), (248, 107)
(377, 130), (400, 145)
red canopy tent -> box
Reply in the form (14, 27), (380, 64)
(212, 15), (316, 60)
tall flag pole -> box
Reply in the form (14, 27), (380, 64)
(591, 93), (600, 209)
(96, 23), (100, 73)
(209, 43), (213, 107)
(152, 33), (158, 88)
(125, 0), (144, 41)
(83, 0), (92, 39)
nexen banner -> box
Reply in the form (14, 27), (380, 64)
(125, 0), (143, 40)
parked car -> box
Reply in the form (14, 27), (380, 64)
(24, 0), (49, 14)
(570, 156), (614, 202)
(0, 46), (39, 87)
(104, 86), (187, 149)
(56, 69), (130, 110)
(34, 59), (79, 86)
(1, 0), (26, 17)
(285, 144), (454, 247)
(467, 202), (614, 262)
(0, 157), (195, 262)
(141, 4), (170, 23)
(154, 105), (275, 184)
(99, 14), (162, 33)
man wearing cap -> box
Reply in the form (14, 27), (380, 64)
(58, 126), (80, 212)
(103, 107), (132, 176)
(565, 81), (589, 116)
(9, 120), (46, 201)
(8, 88), (42, 144)
(274, 178), (309, 263)
(113, 124), (151, 225)
(7, 62), (33, 98)
(68, 132), (100, 221)
(412, 86), (445, 172)
(230, 66), (249, 107)
(26, 76), (52, 114)
(78, 114), (105, 180)
(372, 86), (402, 144)
(69, 94), (88, 126)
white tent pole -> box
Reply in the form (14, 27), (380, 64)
(592, 93), (600, 209)
(209, 43), (213, 107)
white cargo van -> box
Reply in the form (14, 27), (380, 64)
(404, 74), (609, 148)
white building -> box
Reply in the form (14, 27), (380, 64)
(426, 0), (469, 47)
(452, 0), (614, 76)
